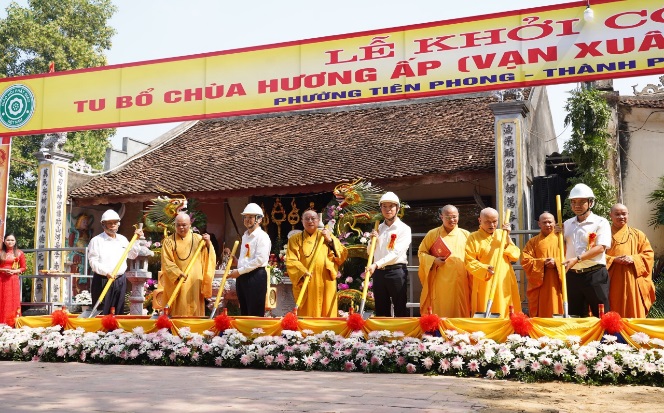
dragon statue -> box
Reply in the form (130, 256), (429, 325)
(332, 178), (408, 237)
(143, 193), (188, 238)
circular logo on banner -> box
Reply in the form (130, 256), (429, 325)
(0, 84), (36, 129)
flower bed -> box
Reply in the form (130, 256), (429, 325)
(1, 324), (663, 386)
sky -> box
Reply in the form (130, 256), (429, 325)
(4, 0), (663, 150)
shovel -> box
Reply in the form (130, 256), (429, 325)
(481, 209), (511, 318)
(359, 220), (380, 318)
(81, 224), (142, 318)
(162, 239), (206, 316)
(555, 195), (570, 318)
(210, 240), (239, 319)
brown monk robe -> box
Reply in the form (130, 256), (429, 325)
(606, 204), (655, 318)
(521, 213), (563, 317)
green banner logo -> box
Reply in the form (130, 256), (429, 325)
(0, 84), (36, 129)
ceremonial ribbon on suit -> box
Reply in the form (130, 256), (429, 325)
(210, 240), (239, 319)
(360, 220), (380, 315)
(164, 239), (207, 314)
(295, 231), (326, 310)
(484, 210), (511, 318)
(556, 195), (569, 318)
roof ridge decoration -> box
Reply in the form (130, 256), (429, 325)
(632, 76), (664, 96)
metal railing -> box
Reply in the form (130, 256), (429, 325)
(19, 246), (91, 314)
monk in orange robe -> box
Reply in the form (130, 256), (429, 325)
(521, 212), (563, 317)
(465, 208), (521, 317)
(606, 204), (655, 318)
(418, 205), (471, 318)
(287, 210), (347, 317)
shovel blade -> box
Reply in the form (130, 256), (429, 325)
(78, 308), (102, 319)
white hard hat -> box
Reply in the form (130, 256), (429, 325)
(569, 183), (595, 200)
(241, 203), (263, 216)
(379, 191), (400, 206)
(100, 209), (121, 223)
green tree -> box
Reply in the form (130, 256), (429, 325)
(563, 87), (616, 218)
(0, 0), (117, 245)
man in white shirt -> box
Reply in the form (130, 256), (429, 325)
(366, 192), (412, 317)
(88, 209), (143, 315)
(561, 183), (611, 317)
(229, 203), (271, 316)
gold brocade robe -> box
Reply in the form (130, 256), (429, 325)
(606, 225), (655, 318)
(521, 232), (563, 318)
(418, 226), (471, 317)
(286, 230), (347, 317)
(160, 231), (216, 317)
(465, 228), (522, 317)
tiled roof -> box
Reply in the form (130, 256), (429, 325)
(620, 96), (664, 108)
(70, 94), (499, 202)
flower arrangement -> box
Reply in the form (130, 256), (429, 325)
(268, 250), (287, 284)
(143, 279), (157, 313)
(337, 289), (375, 312)
(73, 290), (92, 305)
(2, 325), (664, 386)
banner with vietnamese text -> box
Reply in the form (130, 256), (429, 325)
(0, 0), (663, 136)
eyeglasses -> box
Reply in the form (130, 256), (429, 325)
(105, 221), (120, 226)
(303, 217), (319, 222)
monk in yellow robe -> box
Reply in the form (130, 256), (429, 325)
(418, 205), (471, 317)
(159, 213), (216, 316)
(287, 210), (347, 317)
(606, 204), (655, 318)
(465, 208), (521, 317)
(521, 212), (563, 317)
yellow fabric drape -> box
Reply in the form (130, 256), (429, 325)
(15, 315), (664, 349)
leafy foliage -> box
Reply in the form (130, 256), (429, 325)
(563, 87), (616, 218)
(0, 0), (117, 244)
(647, 177), (664, 229)
(647, 258), (664, 318)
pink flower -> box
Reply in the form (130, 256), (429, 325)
(275, 353), (286, 365)
(332, 350), (342, 359)
(344, 361), (356, 371)
(439, 358), (451, 372)
(451, 356), (464, 370)
(360, 359), (369, 370)
(288, 357), (298, 366)
(530, 361), (541, 372)
(215, 357), (222, 366)
(501, 365), (511, 376)
(56, 347), (66, 357)
(240, 354), (252, 365)
(468, 359), (480, 372)
(129, 349), (139, 359)
(406, 363), (417, 374)
(397, 356), (406, 366)
(553, 362), (565, 376)
(575, 363), (588, 377)
(191, 352), (200, 362)
(610, 364), (623, 375)
(320, 357), (330, 366)
(345, 276), (354, 283)
(178, 347), (191, 357)
(264, 355), (274, 366)
(371, 355), (382, 366)
(422, 357), (434, 370)
(338, 283), (349, 291)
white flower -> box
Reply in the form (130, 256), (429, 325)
(485, 369), (496, 379)
(631, 332), (651, 345)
